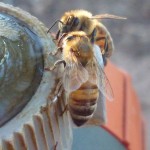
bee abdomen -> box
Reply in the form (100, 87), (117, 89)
(69, 101), (97, 126)
(69, 87), (98, 126)
(69, 113), (94, 127)
(69, 99), (97, 116)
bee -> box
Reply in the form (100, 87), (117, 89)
(48, 31), (113, 126)
(48, 10), (126, 65)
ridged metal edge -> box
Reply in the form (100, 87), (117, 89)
(1, 98), (73, 150)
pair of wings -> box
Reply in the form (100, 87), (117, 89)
(63, 44), (114, 101)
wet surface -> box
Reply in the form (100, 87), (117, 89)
(0, 13), (44, 126)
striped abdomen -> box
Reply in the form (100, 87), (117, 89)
(95, 23), (114, 58)
(68, 81), (99, 126)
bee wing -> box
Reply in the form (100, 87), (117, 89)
(90, 14), (126, 20)
(83, 91), (107, 126)
(86, 45), (114, 100)
(63, 61), (89, 93)
(87, 92), (107, 126)
(85, 45), (103, 84)
(93, 44), (104, 68)
(96, 62), (114, 101)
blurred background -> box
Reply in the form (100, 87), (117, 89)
(0, 0), (150, 149)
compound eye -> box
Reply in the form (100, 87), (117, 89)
(73, 17), (79, 26)
(66, 35), (74, 41)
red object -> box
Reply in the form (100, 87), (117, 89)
(102, 62), (145, 150)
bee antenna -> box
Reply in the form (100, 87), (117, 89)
(47, 20), (64, 33)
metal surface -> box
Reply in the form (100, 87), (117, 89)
(0, 3), (73, 150)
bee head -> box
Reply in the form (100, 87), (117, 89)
(60, 15), (80, 33)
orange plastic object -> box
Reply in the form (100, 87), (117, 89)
(102, 62), (145, 150)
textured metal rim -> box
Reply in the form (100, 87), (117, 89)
(0, 2), (73, 150)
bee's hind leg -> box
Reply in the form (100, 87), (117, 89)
(59, 104), (68, 116)
(50, 80), (63, 104)
(53, 82), (68, 116)
(53, 141), (58, 150)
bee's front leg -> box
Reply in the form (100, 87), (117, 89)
(53, 141), (58, 150)
(45, 59), (66, 71)
(55, 30), (60, 40)
(48, 29), (60, 42)
(59, 104), (68, 116)
(47, 47), (62, 56)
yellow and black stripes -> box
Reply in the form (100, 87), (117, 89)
(68, 82), (99, 126)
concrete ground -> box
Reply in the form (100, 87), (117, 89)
(1, 0), (150, 149)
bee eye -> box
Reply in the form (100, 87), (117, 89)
(73, 17), (79, 26)
(67, 36), (74, 41)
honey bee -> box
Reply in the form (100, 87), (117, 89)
(48, 10), (126, 65)
(48, 31), (113, 126)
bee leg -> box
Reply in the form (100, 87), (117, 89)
(47, 20), (64, 33)
(55, 30), (60, 40)
(54, 81), (63, 99)
(47, 47), (62, 56)
(50, 80), (63, 103)
(45, 59), (66, 71)
(51, 30), (60, 42)
(54, 80), (63, 96)
(48, 81), (65, 114)
(57, 86), (64, 97)
(50, 141), (58, 150)
(103, 37), (109, 66)
(90, 28), (97, 43)
(102, 55), (107, 66)
(53, 59), (66, 69)
(59, 104), (68, 116)
(57, 33), (68, 46)
(53, 141), (58, 150)
(52, 81), (66, 114)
